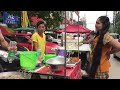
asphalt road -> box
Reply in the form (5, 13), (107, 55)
(109, 54), (120, 79)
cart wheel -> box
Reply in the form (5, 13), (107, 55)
(31, 73), (41, 79)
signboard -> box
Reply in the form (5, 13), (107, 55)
(75, 11), (80, 16)
(3, 12), (19, 24)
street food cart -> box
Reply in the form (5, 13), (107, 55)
(32, 44), (91, 79)
(0, 11), (91, 79)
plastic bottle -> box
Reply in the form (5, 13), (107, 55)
(7, 41), (17, 63)
(37, 47), (41, 61)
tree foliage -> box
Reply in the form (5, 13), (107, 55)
(115, 12), (120, 34)
(27, 11), (64, 29)
(108, 24), (113, 33)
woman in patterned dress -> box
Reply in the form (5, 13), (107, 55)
(89, 16), (120, 79)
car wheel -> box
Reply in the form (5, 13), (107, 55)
(113, 54), (117, 58)
(22, 47), (29, 51)
(18, 46), (29, 51)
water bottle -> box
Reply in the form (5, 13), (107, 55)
(7, 41), (17, 63)
(37, 47), (41, 61)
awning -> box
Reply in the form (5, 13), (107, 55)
(14, 27), (36, 31)
(56, 24), (91, 33)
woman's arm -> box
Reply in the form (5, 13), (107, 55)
(109, 48), (120, 54)
(0, 30), (9, 50)
(108, 39), (120, 54)
(1, 40), (9, 50)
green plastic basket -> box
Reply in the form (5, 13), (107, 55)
(19, 51), (37, 70)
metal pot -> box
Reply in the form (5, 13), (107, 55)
(50, 64), (64, 72)
(46, 58), (65, 72)
(54, 56), (68, 62)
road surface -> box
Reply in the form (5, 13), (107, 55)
(109, 54), (120, 79)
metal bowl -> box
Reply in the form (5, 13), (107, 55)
(54, 56), (69, 62)
(46, 58), (65, 72)
(49, 64), (64, 72)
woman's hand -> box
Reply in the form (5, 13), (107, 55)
(8, 41), (17, 53)
(8, 46), (17, 53)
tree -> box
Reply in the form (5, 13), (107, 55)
(108, 24), (113, 33)
(114, 11), (120, 34)
(27, 11), (64, 30)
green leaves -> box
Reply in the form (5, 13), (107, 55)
(28, 11), (63, 29)
(108, 24), (113, 33)
(115, 12), (120, 34)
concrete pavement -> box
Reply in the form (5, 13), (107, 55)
(109, 54), (120, 79)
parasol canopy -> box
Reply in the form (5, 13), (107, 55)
(21, 11), (30, 28)
(56, 24), (91, 33)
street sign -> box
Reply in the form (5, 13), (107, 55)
(3, 12), (19, 24)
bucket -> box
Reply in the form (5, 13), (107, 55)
(19, 51), (37, 70)
(44, 54), (57, 63)
(57, 50), (67, 57)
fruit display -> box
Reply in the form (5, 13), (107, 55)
(69, 57), (80, 62)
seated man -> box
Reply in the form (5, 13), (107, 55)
(0, 30), (19, 72)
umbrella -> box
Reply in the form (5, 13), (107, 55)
(21, 11), (30, 28)
(56, 24), (91, 33)
(14, 27), (36, 31)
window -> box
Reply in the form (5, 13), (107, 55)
(5, 36), (16, 41)
(16, 36), (29, 43)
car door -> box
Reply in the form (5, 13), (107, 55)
(115, 51), (120, 58)
(15, 35), (32, 51)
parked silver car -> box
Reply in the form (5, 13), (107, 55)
(113, 39), (120, 59)
(110, 33), (120, 59)
(110, 33), (119, 39)
(46, 35), (61, 45)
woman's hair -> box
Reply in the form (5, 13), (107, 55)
(89, 16), (110, 78)
(36, 21), (46, 28)
(90, 31), (96, 36)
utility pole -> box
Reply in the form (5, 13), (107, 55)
(113, 11), (115, 33)
(113, 11), (117, 33)
(106, 11), (108, 16)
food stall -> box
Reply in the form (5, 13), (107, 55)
(0, 11), (91, 79)
(33, 44), (90, 79)
(17, 39), (90, 79)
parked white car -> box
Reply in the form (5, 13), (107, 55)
(110, 33), (119, 39)
(114, 50), (120, 59)
(113, 39), (120, 59)
(46, 35), (61, 45)
(110, 33), (120, 59)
